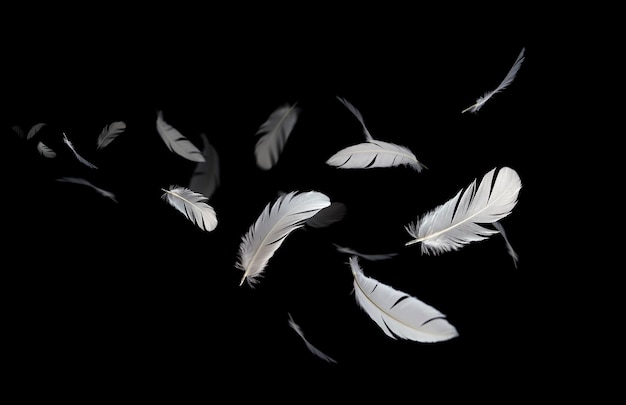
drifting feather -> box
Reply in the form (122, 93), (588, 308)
(236, 190), (331, 287)
(27, 123), (47, 140)
(336, 96), (373, 141)
(287, 312), (337, 364)
(462, 47), (525, 113)
(57, 176), (117, 203)
(37, 141), (56, 158)
(62, 132), (98, 169)
(493, 221), (519, 268)
(188, 133), (220, 199)
(96, 121), (126, 149)
(12, 125), (25, 139)
(161, 185), (218, 232)
(305, 202), (347, 229)
(156, 110), (205, 162)
(405, 167), (522, 254)
(332, 243), (398, 261)
(326, 139), (426, 171)
(254, 102), (301, 170)
(350, 256), (459, 342)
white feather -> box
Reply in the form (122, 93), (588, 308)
(326, 139), (426, 171)
(62, 132), (98, 169)
(236, 190), (331, 287)
(37, 141), (56, 158)
(405, 167), (522, 254)
(287, 313), (337, 363)
(493, 221), (519, 268)
(254, 102), (301, 170)
(57, 176), (118, 202)
(161, 185), (218, 232)
(462, 47), (525, 113)
(96, 121), (126, 149)
(350, 256), (459, 342)
(27, 123), (47, 140)
(155, 110), (205, 162)
(332, 243), (398, 261)
(336, 96), (373, 140)
(188, 133), (220, 199)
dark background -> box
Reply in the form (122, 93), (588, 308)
(4, 8), (581, 401)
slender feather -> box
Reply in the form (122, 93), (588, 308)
(326, 139), (426, 172)
(332, 243), (398, 261)
(27, 123), (47, 140)
(236, 190), (331, 287)
(37, 141), (56, 158)
(493, 221), (519, 268)
(188, 133), (220, 199)
(305, 202), (347, 229)
(336, 96), (373, 140)
(462, 47), (525, 113)
(97, 121), (126, 149)
(405, 166), (522, 254)
(57, 176), (117, 202)
(62, 132), (98, 169)
(350, 256), (459, 342)
(254, 102), (301, 170)
(287, 312), (337, 363)
(12, 125), (25, 139)
(156, 110), (205, 162)
(161, 185), (218, 232)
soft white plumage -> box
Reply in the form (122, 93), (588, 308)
(462, 47), (525, 113)
(161, 185), (217, 232)
(350, 256), (459, 342)
(326, 139), (426, 171)
(405, 166), (522, 254)
(156, 110), (205, 162)
(254, 102), (301, 170)
(236, 190), (331, 287)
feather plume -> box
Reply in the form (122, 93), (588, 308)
(287, 312), (337, 363)
(493, 221), (519, 268)
(155, 110), (205, 162)
(161, 185), (217, 232)
(12, 125), (25, 139)
(96, 121), (126, 149)
(336, 96), (373, 141)
(236, 190), (331, 287)
(350, 256), (459, 342)
(62, 132), (98, 169)
(462, 47), (525, 113)
(57, 176), (117, 202)
(37, 141), (56, 158)
(254, 102), (301, 170)
(27, 123), (47, 140)
(188, 133), (220, 199)
(405, 167), (522, 254)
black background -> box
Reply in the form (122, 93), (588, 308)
(4, 7), (583, 401)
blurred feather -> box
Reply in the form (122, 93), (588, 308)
(57, 176), (117, 202)
(37, 141), (56, 158)
(493, 221), (519, 268)
(62, 132), (98, 169)
(305, 202), (347, 229)
(96, 121), (126, 149)
(161, 185), (218, 232)
(287, 312), (337, 363)
(332, 243), (398, 261)
(155, 110), (205, 162)
(27, 123), (47, 140)
(254, 102), (301, 170)
(188, 133), (220, 199)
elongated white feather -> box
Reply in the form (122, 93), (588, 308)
(287, 313), (337, 363)
(62, 132), (98, 169)
(97, 121), (126, 149)
(161, 185), (217, 232)
(188, 133), (220, 199)
(57, 176), (117, 202)
(405, 167), (522, 254)
(462, 47), (525, 113)
(27, 123), (47, 140)
(336, 96), (373, 140)
(332, 243), (398, 261)
(156, 110), (205, 162)
(254, 102), (301, 170)
(350, 256), (458, 342)
(493, 221), (519, 268)
(326, 139), (426, 171)
(37, 141), (56, 158)
(236, 190), (331, 287)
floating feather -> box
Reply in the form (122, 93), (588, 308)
(156, 110), (205, 162)
(37, 141), (56, 158)
(493, 221), (519, 268)
(96, 121), (126, 149)
(57, 176), (117, 203)
(62, 132), (98, 169)
(405, 166), (522, 254)
(27, 123), (47, 140)
(287, 312), (337, 363)
(254, 102), (301, 170)
(161, 185), (218, 232)
(332, 243), (398, 261)
(188, 133), (220, 199)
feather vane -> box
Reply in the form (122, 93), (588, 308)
(161, 185), (217, 232)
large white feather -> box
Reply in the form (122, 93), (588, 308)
(236, 190), (331, 287)
(405, 167), (522, 254)
(462, 47), (525, 113)
(350, 256), (459, 342)
(326, 139), (426, 172)
(161, 185), (218, 232)
(254, 102), (301, 170)
(188, 133), (220, 199)
(155, 110), (205, 162)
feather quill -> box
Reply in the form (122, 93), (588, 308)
(155, 110), (205, 162)
(188, 133), (220, 199)
(57, 176), (117, 202)
(332, 243), (398, 261)
(462, 47), (525, 113)
(96, 121), (126, 149)
(236, 190), (331, 287)
(350, 256), (459, 342)
(254, 102), (301, 170)
(287, 312), (337, 363)
(405, 166), (522, 254)
(161, 185), (218, 232)
(62, 132), (98, 169)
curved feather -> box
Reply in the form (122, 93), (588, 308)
(236, 190), (331, 287)
(305, 202), (347, 229)
(27, 123), (47, 140)
(188, 133), (220, 199)
(37, 141), (56, 158)
(62, 132), (98, 169)
(404, 167), (522, 254)
(97, 121), (126, 149)
(336, 96), (373, 140)
(462, 47), (525, 113)
(161, 185), (217, 232)
(493, 221), (519, 268)
(350, 256), (459, 342)
(288, 312), (337, 363)
(254, 102), (301, 170)
(57, 176), (118, 202)
(156, 110), (205, 162)
(326, 139), (426, 172)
